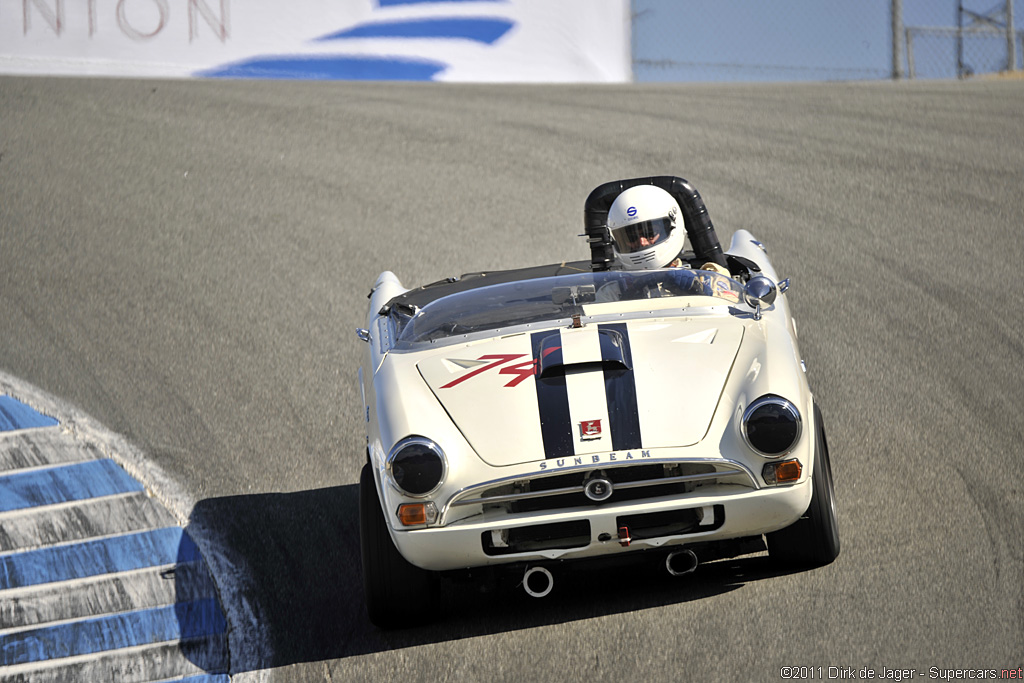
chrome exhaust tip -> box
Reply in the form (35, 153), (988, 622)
(522, 566), (554, 598)
(665, 549), (699, 577)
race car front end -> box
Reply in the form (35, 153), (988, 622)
(357, 232), (839, 628)
(361, 280), (820, 575)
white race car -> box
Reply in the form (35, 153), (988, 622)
(357, 176), (839, 628)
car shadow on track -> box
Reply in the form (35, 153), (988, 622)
(185, 485), (799, 672)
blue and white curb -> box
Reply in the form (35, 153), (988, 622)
(0, 376), (268, 682)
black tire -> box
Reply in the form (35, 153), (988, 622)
(359, 463), (438, 628)
(766, 404), (841, 568)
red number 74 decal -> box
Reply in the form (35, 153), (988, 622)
(440, 349), (559, 389)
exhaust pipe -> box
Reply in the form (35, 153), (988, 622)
(522, 566), (554, 598)
(665, 549), (699, 577)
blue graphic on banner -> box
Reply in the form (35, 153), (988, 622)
(201, 55), (447, 80)
(318, 17), (514, 44)
(199, 0), (515, 80)
(379, 0), (505, 5)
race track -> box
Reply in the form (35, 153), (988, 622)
(1, 76), (1022, 681)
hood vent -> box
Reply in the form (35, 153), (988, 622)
(537, 327), (630, 379)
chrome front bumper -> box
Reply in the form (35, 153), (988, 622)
(391, 477), (812, 572)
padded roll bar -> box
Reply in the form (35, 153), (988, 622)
(583, 176), (728, 272)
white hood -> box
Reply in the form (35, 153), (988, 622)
(417, 318), (744, 467)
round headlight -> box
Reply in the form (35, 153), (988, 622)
(386, 437), (446, 497)
(742, 395), (802, 457)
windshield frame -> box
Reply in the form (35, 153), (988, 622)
(386, 268), (745, 350)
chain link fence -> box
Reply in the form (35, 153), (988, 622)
(632, 0), (1022, 82)
(902, 1), (1021, 78)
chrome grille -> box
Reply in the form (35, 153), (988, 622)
(444, 459), (757, 521)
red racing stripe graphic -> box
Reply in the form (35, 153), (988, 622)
(440, 354), (525, 388)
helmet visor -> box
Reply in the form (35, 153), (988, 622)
(610, 217), (674, 254)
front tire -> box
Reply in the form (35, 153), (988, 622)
(359, 463), (438, 628)
(766, 404), (840, 568)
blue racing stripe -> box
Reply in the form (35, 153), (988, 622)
(0, 396), (58, 432)
(318, 17), (514, 44)
(599, 323), (642, 451)
(532, 331), (574, 459)
(0, 459), (143, 513)
(0, 598), (226, 666)
(0, 527), (200, 590)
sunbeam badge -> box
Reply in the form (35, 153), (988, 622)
(579, 419), (602, 440)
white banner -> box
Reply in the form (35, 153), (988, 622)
(0, 0), (631, 82)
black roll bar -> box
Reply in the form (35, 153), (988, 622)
(583, 176), (728, 272)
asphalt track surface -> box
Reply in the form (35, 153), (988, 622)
(1, 76), (1022, 681)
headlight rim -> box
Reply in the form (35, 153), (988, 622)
(741, 394), (802, 459)
(385, 436), (447, 498)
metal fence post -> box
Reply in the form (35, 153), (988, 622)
(905, 27), (916, 78)
(1008, 0), (1017, 71)
(957, 0), (966, 78)
(892, 0), (905, 79)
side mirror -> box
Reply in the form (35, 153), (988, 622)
(744, 276), (778, 321)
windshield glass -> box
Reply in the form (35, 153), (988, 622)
(389, 268), (744, 347)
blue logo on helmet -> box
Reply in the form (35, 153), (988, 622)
(627, 206), (637, 217)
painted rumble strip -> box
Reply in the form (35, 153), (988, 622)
(0, 395), (58, 432)
(0, 459), (144, 513)
(0, 527), (200, 590)
(0, 386), (232, 681)
(0, 598), (225, 666)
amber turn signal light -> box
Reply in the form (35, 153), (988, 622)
(762, 459), (802, 486)
(397, 502), (438, 526)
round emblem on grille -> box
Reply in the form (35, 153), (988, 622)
(584, 477), (614, 502)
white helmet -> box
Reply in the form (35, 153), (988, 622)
(607, 185), (687, 270)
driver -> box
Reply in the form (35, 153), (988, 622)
(608, 184), (688, 270)
(597, 184), (738, 302)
